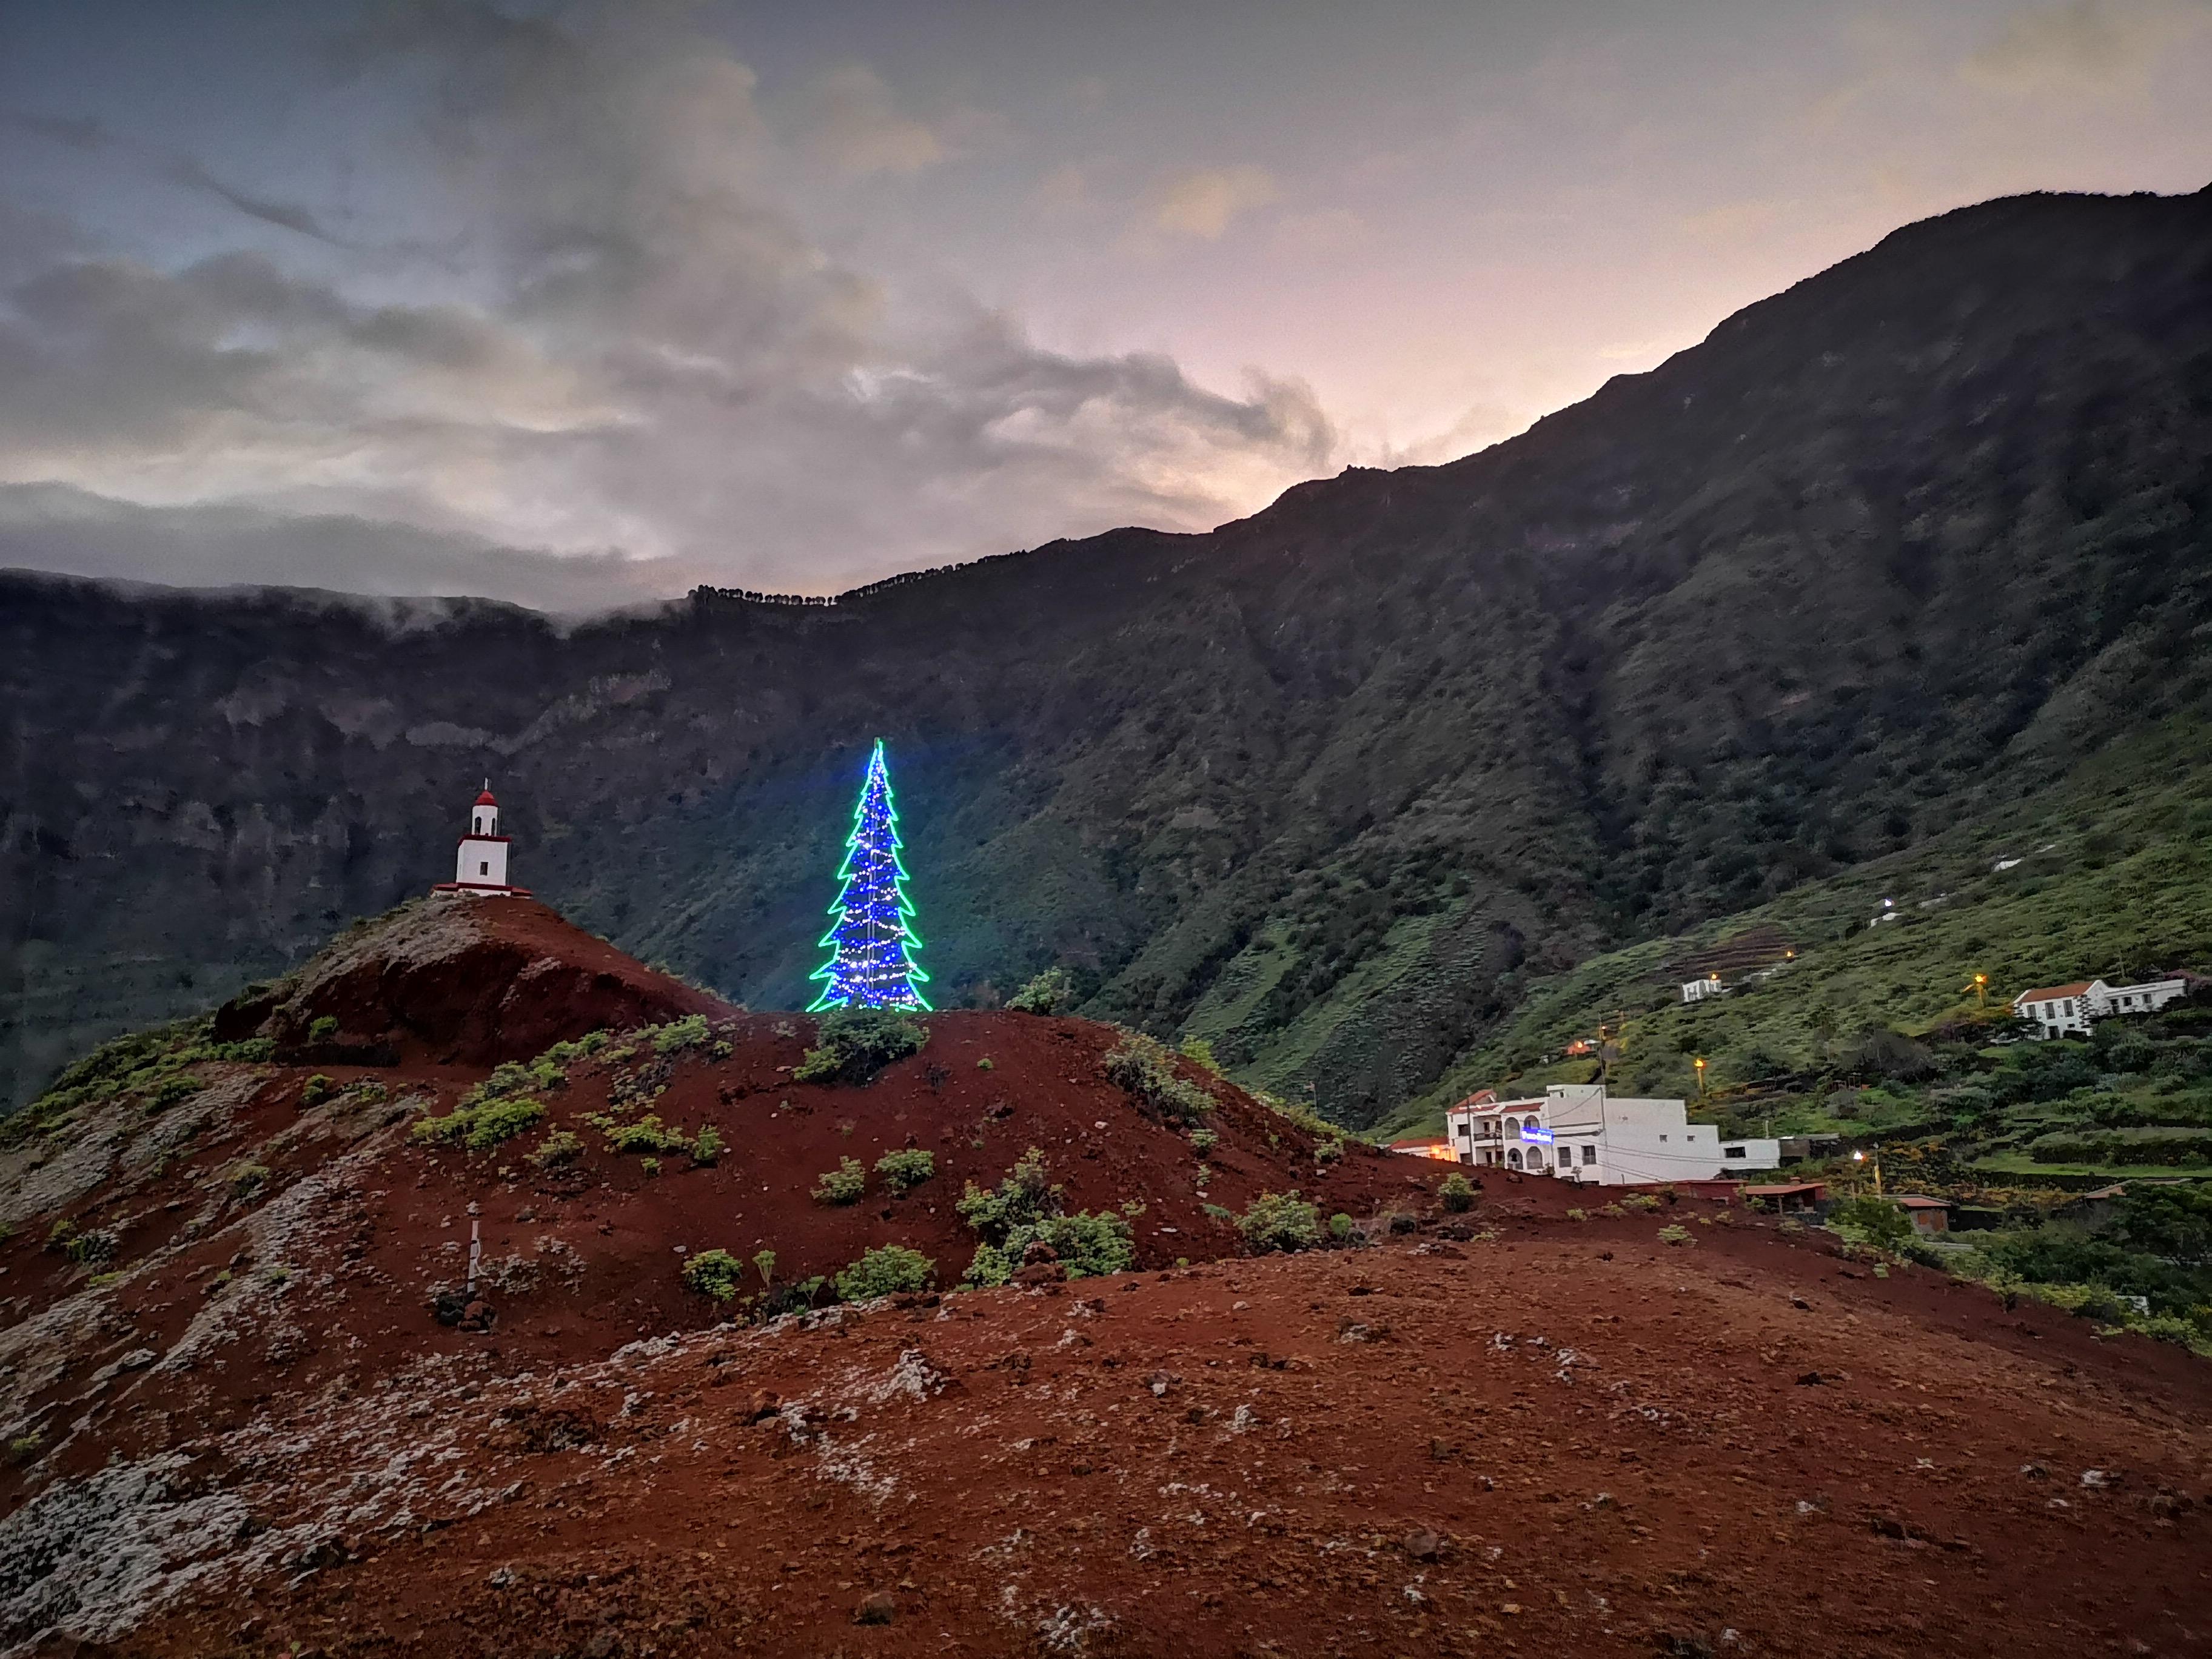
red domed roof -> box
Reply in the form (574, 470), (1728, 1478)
(475, 789), (498, 806)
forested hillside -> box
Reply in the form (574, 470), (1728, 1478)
(5, 186), (2211, 1123)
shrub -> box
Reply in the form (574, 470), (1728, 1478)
(1619, 1192), (1661, 1213)
(64, 1227), (118, 1265)
(1102, 1033), (1215, 1124)
(411, 1096), (545, 1150)
(528, 1129), (584, 1169)
(1828, 1195), (1912, 1248)
(1007, 967), (1076, 1015)
(683, 1248), (745, 1302)
(1189, 1128), (1219, 1155)
(651, 1014), (711, 1055)
(876, 1148), (936, 1191)
(966, 1212), (1135, 1287)
(975, 1056), (995, 1071)
(149, 1074), (201, 1111)
(1329, 1213), (1355, 1241)
(229, 1163), (272, 1198)
(1179, 1036), (1220, 1073)
(606, 1113), (691, 1155)
(752, 1248), (777, 1286)
(640, 1156), (662, 1177)
(836, 1244), (936, 1301)
(796, 1008), (929, 1084)
(691, 1124), (725, 1165)
(1237, 1191), (1321, 1255)
(956, 1146), (1133, 1285)
(307, 1015), (339, 1044)
(1657, 1224), (1694, 1247)
(301, 1074), (335, 1108)
(814, 1156), (867, 1205)
(1313, 1136), (1344, 1166)
(1438, 1173), (1476, 1213)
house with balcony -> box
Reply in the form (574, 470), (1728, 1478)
(1444, 1083), (1778, 1185)
(2012, 976), (2189, 1039)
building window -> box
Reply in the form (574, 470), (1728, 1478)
(1583, 1145), (1597, 1165)
(480, 861), (489, 876)
(1659, 1133), (1667, 1142)
(1507, 1149), (1521, 1169)
(1725, 1146), (1746, 1159)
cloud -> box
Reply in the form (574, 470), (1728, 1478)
(0, 1), (1340, 600)
(0, 483), (687, 612)
(1270, 208), (1369, 258)
(1151, 164), (1279, 240)
(796, 64), (947, 177)
(1962, 0), (2205, 90)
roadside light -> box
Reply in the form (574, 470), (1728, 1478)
(1693, 1056), (1708, 1098)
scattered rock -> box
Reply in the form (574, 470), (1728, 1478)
(1403, 1527), (1443, 1562)
(2020, 1462), (2049, 1481)
(856, 1590), (897, 1625)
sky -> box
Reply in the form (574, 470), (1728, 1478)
(1, 0), (2208, 609)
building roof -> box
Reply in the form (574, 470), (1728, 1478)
(1889, 1194), (1951, 1210)
(1741, 1182), (1827, 1197)
(475, 789), (499, 806)
(2013, 982), (2092, 1005)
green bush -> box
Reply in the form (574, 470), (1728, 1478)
(1189, 1127), (1219, 1155)
(1828, 1195), (1913, 1248)
(651, 1014), (712, 1055)
(411, 1096), (545, 1150)
(1658, 1223), (1694, 1247)
(1438, 1173), (1476, 1213)
(752, 1248), (777, 1286)
(1102, 1032), (1215, 1124)
(1237, 1191), (1321, 1255)
(1618, 1192), (1661, 1213)
(1329, 1213), (1355, 1241)
(1007, 967), (1076, 1014)
(1313, 1136), (1344, 1166)
(796, 1008), (929, 1084)
(836, 1244), (936, 1301)
(683, 1248), (745, 1302)
(605, 1113), (691, 1155)
(528, 1129), (584, 1169)
(300, 1074), (335, 1108)
(814, 1156), (867, 1205)
(956, 1147), (1057, 1241)
(307, 1015), (339, 1044)
(955, 1146), (1134, 1285)
(64, 1227), (118, 1265)
(876, 1148), (936, 1191)
(1179, 1036), (1220, 1073)
(691, 1124), (725, 1165)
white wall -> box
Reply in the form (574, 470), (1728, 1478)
(455, 836), (509, 888)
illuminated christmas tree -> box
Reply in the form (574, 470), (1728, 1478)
(809, 739), (931, 1010)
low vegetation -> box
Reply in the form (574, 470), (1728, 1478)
(957, 1146), (1136, 1285)
(874, 1148), (935, 1191)
(813, 1156), (867, 1205)
(1005, 967), (1076, 1014)
(1102, 1032), (1216, 1125)
(682, 1248), (745, 1302)
(1438, 1172), (1475, 1213)
(412, 1094), (545, 1151)
(1236, 1191), (1321, 1255)
(835, 1244), (936, 1301)
(794, 1008), (928, 1084)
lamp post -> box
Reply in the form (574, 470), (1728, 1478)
(1972, 973), (1988, 1009)
(1852, 1147), (1883, 1196)
(1693, 1056), (1707, 1100)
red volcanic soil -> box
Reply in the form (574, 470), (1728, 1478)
(2, 898), (2207, 1657)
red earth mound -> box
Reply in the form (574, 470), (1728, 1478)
(210, 895), (729, 1067)
(7, 900), (2205, 1655)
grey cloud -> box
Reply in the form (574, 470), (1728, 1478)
(0, 484), (688, 613)
(0, 0), (1341, 597)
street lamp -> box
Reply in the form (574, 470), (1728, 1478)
(1852, 1147), (1883, 1196)
(1693, 1056), (1707, 1099)
(1972, 973), (1988, 1008)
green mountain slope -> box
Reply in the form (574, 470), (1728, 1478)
(6, 186), (2212, 1124)
(1375, 717), (2212, 1155)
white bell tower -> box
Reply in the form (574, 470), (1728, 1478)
(437, 780), (529, 897)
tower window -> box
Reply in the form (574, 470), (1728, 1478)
(480, 862), (489, 877)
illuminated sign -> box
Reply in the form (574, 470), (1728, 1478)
(1521, 1124), (1554, 1145)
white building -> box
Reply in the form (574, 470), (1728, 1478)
(1680, 975), (1724, 1003)
(435, 783), (531, 897)
(2013, 976), (2188, 1038)
(1444, 1083), (1779, 1185)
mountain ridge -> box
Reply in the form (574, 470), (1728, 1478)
(5, 184), (2211, 1124)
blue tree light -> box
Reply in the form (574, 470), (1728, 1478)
(809, 739), (931, 1010)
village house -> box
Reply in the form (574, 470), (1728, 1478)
(1444, 1083), (1780, 1185)
(1680, 974), (1723, 1003)
(1891, 1195), (1953, 1236)
(2011, 975), (2188, 1039)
